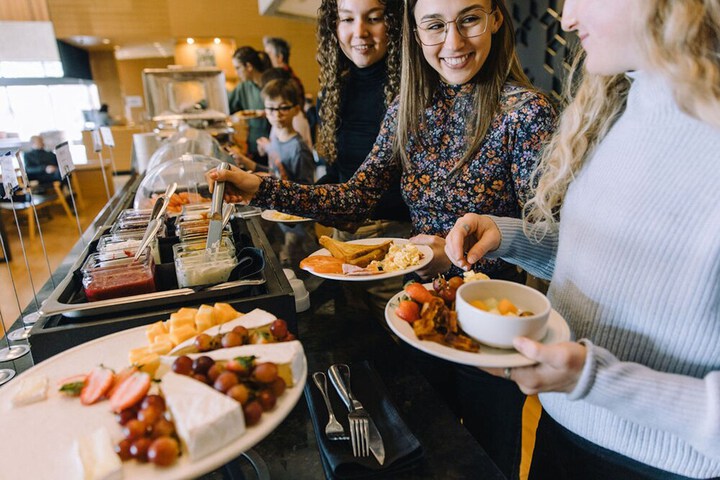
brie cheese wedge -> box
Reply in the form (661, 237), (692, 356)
(169, 308), (277, 355)
(160, 371), (246, 461)
(11, 375), (48, 407)
(74, 427), (122, 480)
(165, 341), (304, 387)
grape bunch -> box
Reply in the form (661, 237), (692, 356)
(171, 354), (286, 427)
(114, 394), (180, 467)
(192, 319), (294, 353)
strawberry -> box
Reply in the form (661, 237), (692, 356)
(107, 366), (139, 399)
(109, 371), (152, 413)
(396, 300), (420, 323)
(58, 374), (87, 397)
(404, 282), (435, 304)
(80, 366), (115, 405)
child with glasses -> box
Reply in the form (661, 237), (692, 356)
(235, 78), (316, 267)
(209, 2), (555, 474)
(446, 0), (720, 478)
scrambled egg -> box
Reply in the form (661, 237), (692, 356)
(272, 211), (307, 221)
(463, 270), (490, 282)
(369, 243), (422, 272)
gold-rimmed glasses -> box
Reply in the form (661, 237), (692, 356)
(415, 7), (495, 46)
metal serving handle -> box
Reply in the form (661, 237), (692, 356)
(210, 163), (230, 219)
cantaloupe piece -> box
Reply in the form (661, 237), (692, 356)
(148, 339), (174, 356)
(213, 303), (241, 324)
(129, 346), (151, 365)
(134, 353), (160, 375)
(169, 324), (197, 346)
(145, 321), (168, 343)
(498, 298), (518, 315)
(169, 313), (195, 331)
(195, 304), (216, 332)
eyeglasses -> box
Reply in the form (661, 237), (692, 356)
(415, 7), (495, 46)
(264, 104), (296, 113)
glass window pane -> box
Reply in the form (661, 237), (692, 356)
(0, 61), (45, 78)
(49, 85), (96, 142)
(6, 86), (55, 139)
(43, 61), (64, 77)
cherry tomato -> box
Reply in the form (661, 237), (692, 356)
(395, 300), (420, 323)
(404, 282), (434, 304)
(447, 276), (464, 290)
(438, 286), (456, 304)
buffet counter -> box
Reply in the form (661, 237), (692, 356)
(0, 176), (505, 479)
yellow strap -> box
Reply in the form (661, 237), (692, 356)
(519, 394), (542, 480)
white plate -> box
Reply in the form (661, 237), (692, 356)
(302, 238), (434, 282)
(385, 284), (571, 368)
(0, 325), (307, 480)
(260, 209), (313, 224)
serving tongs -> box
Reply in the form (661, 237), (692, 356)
(206, 162), (230, 249)
(132, 182), (177, 262)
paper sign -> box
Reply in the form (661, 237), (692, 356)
(55, 142), (76, 179)
(100, 126), (115, 147)
(92, 129), (103, 152)
(125, 95), (143, 108)
(1, 153), (19, 199)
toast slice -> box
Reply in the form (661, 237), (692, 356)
(318, 235), (392, 267)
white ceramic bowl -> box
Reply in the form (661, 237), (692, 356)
(455, 280), (551, 349)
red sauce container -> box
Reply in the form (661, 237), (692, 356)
(81, 249), (156, 302)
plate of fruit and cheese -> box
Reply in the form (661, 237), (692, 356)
(0, 306), (306, 480)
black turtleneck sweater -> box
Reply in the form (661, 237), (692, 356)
(317, 60), (410, 222)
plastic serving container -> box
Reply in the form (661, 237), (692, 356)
(133, 154), (221, 214)
(174, 249), (237, 288)
(96, 234), (161, 264)
(81, 249), (156, 301)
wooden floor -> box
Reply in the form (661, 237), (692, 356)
(1, 177), (129, 333)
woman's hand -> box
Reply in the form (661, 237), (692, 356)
(409, 234), (451, 279)
(230, 151), (257, 172)
(482, 339), (587, 395)
(445, 213), (502, 271)
(207, 164), (262, 204)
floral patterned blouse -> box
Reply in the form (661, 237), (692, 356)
(253, 81), (556, 275)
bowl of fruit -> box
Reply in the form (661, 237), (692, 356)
(455, 280), (551, 349)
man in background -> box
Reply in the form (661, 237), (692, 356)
(23, 135), (61, 191)
(262, 36), (305, 101)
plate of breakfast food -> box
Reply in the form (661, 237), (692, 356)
(299, 236), (433, 281)
(0, 304), (306, 480)
(385, 279), (571, 368)
(260, 209), (313, 224)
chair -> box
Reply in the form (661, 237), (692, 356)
(0, 180), (75, 241)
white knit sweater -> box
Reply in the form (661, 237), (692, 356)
(489, 71), (720, 478)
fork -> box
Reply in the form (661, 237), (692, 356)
(312, 372), (349, 442)
(328, 364), (370, 457)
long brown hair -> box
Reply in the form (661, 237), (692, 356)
(395, 0), (532, 173)
(316, 0), (403, 164)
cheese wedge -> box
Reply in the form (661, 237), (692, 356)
(11, 375), (48, 407)
(195, 304), (216, 331)
(166, 340), (305, 387)
(160, 371), (245, 461)
(169, 308), (277, 355)
(145, 320), (168, 343)
(74, 427), (122, 480)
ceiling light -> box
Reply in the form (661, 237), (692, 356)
(187, 38), (195, 45)
(102, 38), (110, 45)
(214, 38), (221, 44)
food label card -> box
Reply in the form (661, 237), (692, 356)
(54, 142), (76, 179)
(92, 129), (103, 153)
(99, 126), (115, 147)
(1, 152), (19, 199)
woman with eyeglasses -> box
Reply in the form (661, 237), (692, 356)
(445, 0), (720, 478)
(210, 2), (555, 474)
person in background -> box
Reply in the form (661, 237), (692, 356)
(445, 0), (720, 478)
(228, 46), (271, 165)
(262, 36), (306, 101)
(209, 1), (556, 476)
(23, 135), (61, 190)
(257, 68), (313, 150)
(315, 0), (410, 240)
(235, 78), (316, 267)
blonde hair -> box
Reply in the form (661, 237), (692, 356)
(395, 0), (533, 173)
(525, 0), (720, 237)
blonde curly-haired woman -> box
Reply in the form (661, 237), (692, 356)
(446, 0), (720, 478)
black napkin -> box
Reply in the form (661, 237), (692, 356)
(305, 360), (424, 479)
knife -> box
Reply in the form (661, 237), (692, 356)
(206, 162), (229, 249)
(328, 364), (386, 465)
